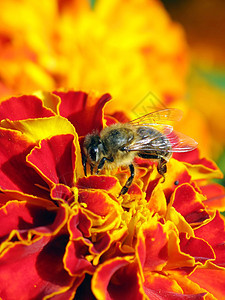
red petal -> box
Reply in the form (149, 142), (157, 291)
(78, 190), (120, 217)
(77, 175), (121, 194)
(105, 115), (118, 126)
(164, 169), (192, 201)
(28, 134), (76, 187)
(189, 267), (225, 300)
(66, 213), (111, 276)
(134, 156), (155, 169)
(0, 201), (66, 242)
(146, 289), (206, 299)
(144, 273), (206, 300)
(0, 128), (49, 197)
(51, 184), (74, 203)
(92, 258), (144, 300)
(183, 148), (219, 171)
(200, 183), (225, 210)
(68, 210), (92, 239)
(137, 221), (168, 272)
(0, 235), (74, 299)
(192, 157), (218, 171)
(64, 239), (95, 276)
(173, 149), (200, 164)
(179, 233), (215, 264)
(0, 95), (54, 121)
(54, 91), (111, 136)
(172, 184), (209, 224)
(194, 212), (225, 267)
(111, 111), (130, 123)
(127, 182), (143, 199)
(78, 190), (122, 233)
(147, 159), (192, 201)
(173, 149), (214, 168)
(174, 148), (222, 182)
(45, 277), (84, 300)
(91, 232), (111, 254)
(145, 177), (161, 202)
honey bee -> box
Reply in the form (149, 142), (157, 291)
(82, 108), (198, 196)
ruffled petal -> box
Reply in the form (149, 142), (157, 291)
(173, 149), (220, 174)
(1, 115), (76, 143)
(136, 218), (168, 272)
(54, 91), (111, 136)
(173, 149), (200, 164)
(0, 95), (54, 121)
(68, 209), (92, 239)
(78, 190), (123, 233)
(64, 239), (95, 276)
(166, 207), (194, 238)
(77, 175), (121, 195)
(92, 258), (144, 300)
(188, 266), (225, 300)
(51, 184), (74, 204)
(171, 183), (209, 224)
(164, 224), (196, 270)
(200, 183), (225, 211)
(66, 213), (112, 274)
(147, 181), (167, 215)
(33, 91), (61, 115)
(179, 232), (215, 264)
(184, 159), (223, 181)
(0, 201), (67, 244)
(0, 128), (49, 197)
(144, 273), (206, 300)
(0, 235), (75, 299)
(147, 159), (192, 201)
(194, 211), (225, 267)
(27, 134), (76, 186)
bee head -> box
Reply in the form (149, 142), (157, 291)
(83, 133), (103, 164)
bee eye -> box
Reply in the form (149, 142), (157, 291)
(89, 147), (98, 162)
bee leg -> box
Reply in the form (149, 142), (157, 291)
(96, 157), (114, 174)
(119, 164), (135, 196)
(157, 158), (167, 182)
(82, 153), (87, 176)
(90, 165), (94, 175)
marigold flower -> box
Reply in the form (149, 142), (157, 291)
(0, 90), (224, 299)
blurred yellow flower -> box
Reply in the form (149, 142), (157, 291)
(0, 0), (187, 108)
(161, 0), (225, 164)
(0, 0), (224, 162)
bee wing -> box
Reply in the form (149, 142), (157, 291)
(124, 129), (198, 153)
(129, 108), (183, 125)
(145, 124), (174, 135)
(123, 125), (172, 152)
(166, 131), (198, 152)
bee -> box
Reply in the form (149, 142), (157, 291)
(82, 108), (198, 196)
